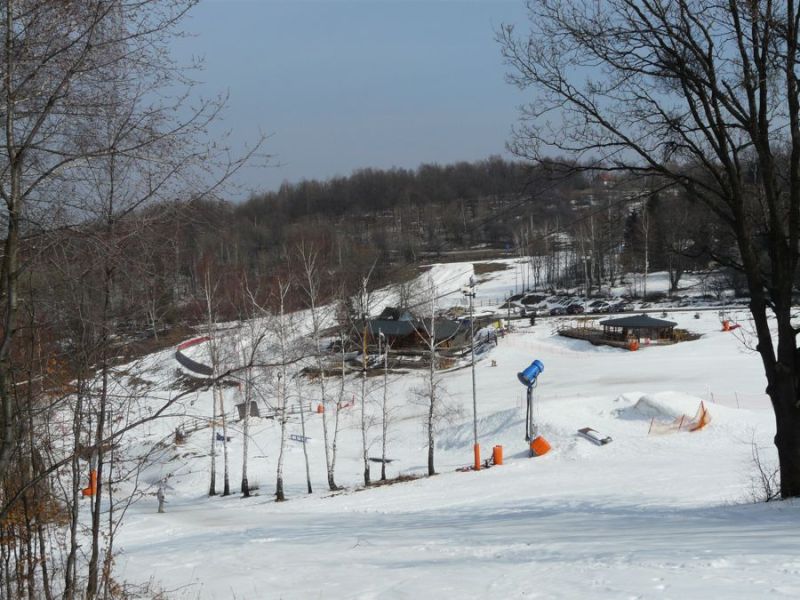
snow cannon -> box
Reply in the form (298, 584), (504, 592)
(517, 359), (544, 388)
(518, 359), (549, 452)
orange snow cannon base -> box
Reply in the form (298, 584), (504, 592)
(530, 436), (551, 457)
(492, 445), (503, 466)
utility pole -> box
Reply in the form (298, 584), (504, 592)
(463, 276), (479, 470)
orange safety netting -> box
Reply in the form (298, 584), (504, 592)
(648, 401), (711, 435)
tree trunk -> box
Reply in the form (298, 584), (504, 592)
(208, 383), (218, 496)
(380, 344), (389, 481)
(240, 379), (250, 497)
(427, 393), (436, 476)
(63, 386), (83, 600)
(87, 262), (113, 600)
(773, 376), (800, 498)
(299, 397), (312, 494)
(220, 389), (230, 496)
(361, 328), (370, 487)
(427, 312), (436, 477)
(330, 332), (346, 486)
(275, 393), (287, 502)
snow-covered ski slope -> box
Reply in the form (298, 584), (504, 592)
(109, 293), (800, 600)
(371, 258), (726, 317)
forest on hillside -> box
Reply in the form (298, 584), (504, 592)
(22, 156), (735, 344)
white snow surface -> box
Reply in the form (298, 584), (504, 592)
(105, 287), (800, 599)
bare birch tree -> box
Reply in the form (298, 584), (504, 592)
(298, 243), (339, 490)
(413, 277), (460, 477)
(274, 281), (291, 502)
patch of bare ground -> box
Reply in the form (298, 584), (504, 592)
(363, 474), (423, 489)
(473, 261), (509, 275)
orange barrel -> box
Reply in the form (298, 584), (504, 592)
(628, 339), (639, 351)
(530, 436), (551, 457)
(473, 443), (481, 471)
(492, 445), (503, 465)
(316, 403), (324, 414)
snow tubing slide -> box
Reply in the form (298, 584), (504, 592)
(175, 336), (213, 376)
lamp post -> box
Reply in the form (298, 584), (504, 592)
(463, 276), (479, 470)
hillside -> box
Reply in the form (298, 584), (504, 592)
(84, 263), (800, 599)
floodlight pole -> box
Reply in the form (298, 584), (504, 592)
(464, 276), (479, 470)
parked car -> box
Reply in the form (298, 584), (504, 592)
(590, 301), (611, 314)
(549, 306), (567, 316)
(566, 303), (585, 315)
(521, 294), (546, 306)
(534, 305), (550, 317)
(610, 301), (630, 313)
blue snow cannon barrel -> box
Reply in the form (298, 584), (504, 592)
(517, 359), (544, 388)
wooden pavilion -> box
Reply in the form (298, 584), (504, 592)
(599, 314), (678, 343)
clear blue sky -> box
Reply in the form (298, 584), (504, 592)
(176, 0), (529, 195)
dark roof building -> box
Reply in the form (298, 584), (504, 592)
(377, 307), (414, 322)
(366, 319), (415, 338)
(361, 307), (470, 349)
(599, 314), (677, 342)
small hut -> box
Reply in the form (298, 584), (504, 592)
(599, 314), (677, 344)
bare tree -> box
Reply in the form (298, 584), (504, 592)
(413, 277), (460, 476)
(245, 277), (309, 502)
(296, 379), (313, 495)
(500, 0), (800, 497)
(202, 267), (221, 497)
(273, 281), (292, 502)
(238, 313), (274, 500)
(357, 273), (377, 487)
(640, 207), (651, 300)
(298, 243), (339, 490)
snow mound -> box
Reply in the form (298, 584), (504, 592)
(614, 391), (708, 421)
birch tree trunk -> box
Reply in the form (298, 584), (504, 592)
(240, 377), (251, 497)
(299, 246), (338, 490)
(275, 282), (290, 502)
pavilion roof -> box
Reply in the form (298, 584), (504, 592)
(599, 314), (677, 329)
